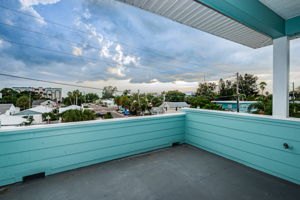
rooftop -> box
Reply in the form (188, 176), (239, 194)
(1, 145), (299, 200)
(14, 110), (41, 116)
(0, 104), (13, 115)
(160, 102), (190, 108)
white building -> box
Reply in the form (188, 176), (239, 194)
(12, 87), (62, 102)
(159, 102), (190, 113)
(0, 104), (20, 115)
(32, 100), (57, 108)
(101, 99), (117, 107)
(13, 110), (43, 124)
(30, 105), (54, 114)
(0, 115), (27, 127)
(59, 105), (81, 114)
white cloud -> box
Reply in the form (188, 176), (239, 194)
(0, 39), (3, 47)
(19, 0), (60, 7)
(19, 0), (60, 24)
(107, 65), (125, 77)
(74, 16), (140, 78)
(39, 71), (62, 77)
(100, 41), (113, 58)
(82, 9), (91, 19)
(72, 47), (83, 56)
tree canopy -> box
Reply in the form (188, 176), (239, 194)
(165, 90), (185, 102)
(102, 86), (117, 99)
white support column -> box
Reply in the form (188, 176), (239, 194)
(273, 36), (290, 118)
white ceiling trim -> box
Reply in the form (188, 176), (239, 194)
(118, 0), (273, 49)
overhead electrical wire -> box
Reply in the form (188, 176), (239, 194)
(0, 73), (104, 90)
(0, 21), (193, 71)
(0, 4), (224, 92)
(0, 38), (150, 70)
(0, 4), (203, 68)
(0, 73), (132, 93)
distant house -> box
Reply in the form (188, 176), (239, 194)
(0, 115), (27, 127)
(0, 104), (20, 115)
(32, 100), (57, 108)
(159, 102), (190, 113)
(212, 101), (257, 113)
(59, 105), (81, 114)
(150, 107), (165, 115)
(14, 110), (43, 124)
(101, 99), (117, 107)
(30, 105), (54, 114)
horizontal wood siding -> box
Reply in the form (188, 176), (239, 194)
(0, 114), (185, 186)
(184, 109), (300, 185)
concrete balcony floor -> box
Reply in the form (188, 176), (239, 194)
(1, 145), (299, 200)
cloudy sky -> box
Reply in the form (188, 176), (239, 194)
(0, 0), (299, 96)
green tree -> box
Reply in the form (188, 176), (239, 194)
(63, 90), (84, 106)
(196, 82), (217, 100)
(102, 86), (117, 99)
(218, 79), (235, 100)
(165, 90), (185, 102)
(0, 88), (19, 104)
(16, 96), (30, 110)
(290, 103), (300, 118)
(185, 96), (210, 108)
(237, 74), (259, 98)
(85, 93), (99, 103)
(248, 95), (272, 115)
(61, 109), (96, 122)
(42, 112), (59, 121)
(122, 89), (131, 96)
(103, 112), (113, 119)
(259, 82), (267, 95)
(150, 96), (163, 107)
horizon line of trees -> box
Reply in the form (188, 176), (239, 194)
(1, 73), (300, 117)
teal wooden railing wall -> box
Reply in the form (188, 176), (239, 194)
(1, 109), (300, 186)
(184, 109), (300, 185)
(0, 114), (185, 186)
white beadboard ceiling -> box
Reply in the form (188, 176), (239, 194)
(118, 0), (272, 49)
(259, 0), (300, 19)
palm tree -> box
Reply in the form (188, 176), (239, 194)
(259, 82), (267, 96)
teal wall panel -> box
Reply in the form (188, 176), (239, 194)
(183, 109), (300, 185)
(0, 114), (185, 186)
(2, 109), (300, 186)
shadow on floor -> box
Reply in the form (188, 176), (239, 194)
(1, 144), (299, 200)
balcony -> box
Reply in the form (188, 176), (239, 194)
(1, 0), (300, 199)
(0, 109), (300, 200)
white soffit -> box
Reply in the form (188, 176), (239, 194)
(118, 0), (272, 49)
(259, 0), (300, 19)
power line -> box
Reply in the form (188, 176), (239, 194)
(0, 4), (202, 68)
(0, 21), (194, 70)
(0, 73), (104, 90)
(1, 38), (150, 70)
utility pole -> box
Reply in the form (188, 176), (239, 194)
(236, 72), (240, 113)
(75, 94), (78, 106)
(138, 89), (141, 106)
(29, 91), (31, 109)
(292, 82), (295, 104)
(137, 89), (141, 115)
